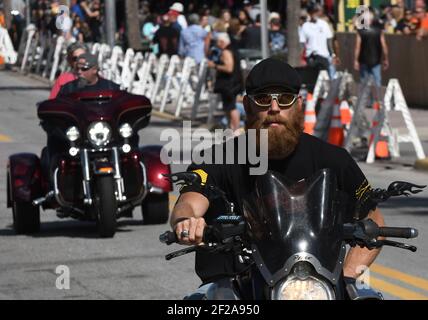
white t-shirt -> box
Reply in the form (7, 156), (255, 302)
(177, 15), (188, 30)
(300, 19), (333, 59)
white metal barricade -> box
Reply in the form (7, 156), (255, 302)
(119, 48), (135, 90)
(366, 79), (426, 163)
(105, 46), (124, 83)
(150, 54), (169, 102)
(91, 42), (101, 55)
(159, 55), (180, 113)
(130, 52), (155, 96)
(97, 43), (112, 77)
(126, 52), (143, 92)
(49, 36), (65, 82)
(175, 57), (196, 117)
(20, 24), (37, 72)
(0, 26), (18, 64)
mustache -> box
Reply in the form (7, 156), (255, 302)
(260, 115), (291, 129)
(263, 115), (287, 125)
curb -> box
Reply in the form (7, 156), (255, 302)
(151, 110), (183, 121)
(414, 158), (428, 171)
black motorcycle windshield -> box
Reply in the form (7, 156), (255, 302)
(243, 169), (345, 276)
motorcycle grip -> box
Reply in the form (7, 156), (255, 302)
(159, 231), (178, 245)
(378, 227), (418, 239)
(160, 227), (215, 245)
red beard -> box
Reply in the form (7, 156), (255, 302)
(246, 107), (304, 159)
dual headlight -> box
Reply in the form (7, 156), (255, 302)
(66, 122), (133, 148)
(273, 262), (335, 300)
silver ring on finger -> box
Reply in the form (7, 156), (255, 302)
(181, 230), (189, 238)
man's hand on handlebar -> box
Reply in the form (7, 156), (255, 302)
(174, 217), (207, 245)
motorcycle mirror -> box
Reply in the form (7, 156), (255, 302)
(367, 181), (426, 204)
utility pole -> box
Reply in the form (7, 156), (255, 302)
(287, 0), (301, 67)
(260, 0), (269, 59)
(105, 0), (116, 47)
(125, 0), (142, 50)
(25, 0), (30, 26)
(4, 0), (12, 29)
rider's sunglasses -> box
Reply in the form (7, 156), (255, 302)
(248, 93), (298, 109)
(77, 65), (92, 72)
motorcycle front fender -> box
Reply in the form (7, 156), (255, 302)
(92, 161), (115, 176)
(346, 282), (383, 300)
(184, 278), (241, 300)
(140, 145), (172, 193)
(7, 153), (43, 205)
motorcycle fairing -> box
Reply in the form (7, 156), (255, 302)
(243, 169), (347, 287)
(38, 90), (152, 143)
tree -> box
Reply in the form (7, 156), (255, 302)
(286, 0), (301, 67)
(125, 0), (142, 51)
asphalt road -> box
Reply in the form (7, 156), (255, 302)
(0, 70), (427, 300)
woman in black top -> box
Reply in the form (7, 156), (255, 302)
(81, 0), (102, 43)
(208, 32), (243, 132)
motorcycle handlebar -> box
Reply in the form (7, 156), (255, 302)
(346, 219), (419, 240)
(159, 226), (214, 245)
(378, 226), (418, 239)
(159, 230), (178, 245)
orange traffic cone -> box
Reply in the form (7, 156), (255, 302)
(304, 93), (317, 135)
(370, 102), (390, 159)
(328, 100), (344, 147)
(339, 100), (352, 126)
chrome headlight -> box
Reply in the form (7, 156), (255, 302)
(88, 122), (111, 147)
(119, 123), (133, 138)
(273, 262), (335, 300)
(66, 126), (80, 142)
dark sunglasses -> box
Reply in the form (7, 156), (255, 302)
(77, 65), (91, 71)
(71, 56), (80, 62)
(248, 93), (298, 108)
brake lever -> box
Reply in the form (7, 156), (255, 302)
(378, 240), (417, 252)
(165, 240), (224, 260)
(165, 246), (198, 261)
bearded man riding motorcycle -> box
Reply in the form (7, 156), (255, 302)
(170, 58), (385, 296)
(42, 53), (121, 188)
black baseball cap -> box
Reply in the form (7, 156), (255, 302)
(245, 58), (302, 95)
(77, 53), (98, 69)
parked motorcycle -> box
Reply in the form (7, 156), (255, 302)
(160, 169), (424, 300)
(7, 89), (172, 237)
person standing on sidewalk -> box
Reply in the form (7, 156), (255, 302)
(299, 4), (339, 78)
(354, 8), (389, 89)
(207, 33), (243, 132)
(178, 14), (209, 64)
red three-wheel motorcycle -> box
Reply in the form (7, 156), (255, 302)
(6, 90), (172, 237)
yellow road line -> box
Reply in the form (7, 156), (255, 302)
(370, 276), (428, 300)
(371, 264), (428, 292)
(0, 134), (12, 142)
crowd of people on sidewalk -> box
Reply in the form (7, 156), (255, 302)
(1, 0), (426, 131)
(2, 0), (428, 59)
(369, 0), (428, 40)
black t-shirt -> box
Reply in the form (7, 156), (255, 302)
(58, 77), (120, 96)
(358, 26), (383, 68)
(180, 133), (375, 283)
(241, 26), (262, 50)
(153, 26), (180, 56)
